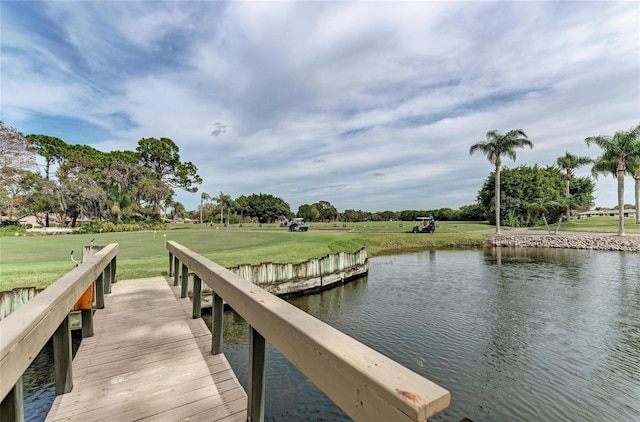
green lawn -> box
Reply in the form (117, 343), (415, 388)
(1, 217), (636, 291)
(0, 224), (487, 290)
(543, 216), (640, 233)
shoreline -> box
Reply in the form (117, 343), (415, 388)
(484, 231), (640, 252)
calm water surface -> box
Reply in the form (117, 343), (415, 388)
(217, 248), (640, 421)
(24, 248), (640, 421)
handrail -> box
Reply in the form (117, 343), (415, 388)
(167, 241), (449, 421)
(0, 243), (118, 406)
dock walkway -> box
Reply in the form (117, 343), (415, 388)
(45, 276), (247, 422)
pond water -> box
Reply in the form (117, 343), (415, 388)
(214, 248), (640, 421)
(23, 247), (640, 421)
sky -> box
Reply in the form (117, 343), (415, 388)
(2, 1), (639, 213)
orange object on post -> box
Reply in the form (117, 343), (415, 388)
(74, 283), (95, 311)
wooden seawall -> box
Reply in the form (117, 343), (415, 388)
(45, 276), (246, 421)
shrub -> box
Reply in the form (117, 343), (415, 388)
(75, 220), (167, 234)
(0, 225), (27, 237)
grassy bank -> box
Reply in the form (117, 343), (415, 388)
(1, 217), (636, 291)
(0, 224), (486, 290)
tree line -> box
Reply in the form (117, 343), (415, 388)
(469, 124), (640, 236)
(1, 120), (639, 234)
(0, 126), (201, 228)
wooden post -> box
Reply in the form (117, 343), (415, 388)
(248, 327), (266, 422)
(192, 274), (202, 319)
(0, 377), (24, 422)
(180, 264), (188, 298)
(212, 293), (223, 355)
(53, 316), (73, 395)
(169, 252), (174, 277)
(95, 272), (104, 310)
(103, 261), (112, 295)
(81, 308), (93, 338)
(110, 256), (117, 284)
(173, 256), (180, 286)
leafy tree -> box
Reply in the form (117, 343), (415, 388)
(470, 129), (533, 234)
(55, 144), (113, 223)
(28, 135), (73, 226)
(434, 207), (458, 221)
(244, 193), (291, 223)
(376, 210), (400, 221)
(28, 134), (68, 180)
(458, 203), (486, 221)
(556, 151), (592, 220)
(136, 137), (202, 214)
(399, 210), (421, 221)
(21, 173), (58, 226)
(104, 161), (147, 220)
(477, 165), (594, 227)
(586, 123), (640, 236)
(297, 203), (320, 221)
(314, 200), (338, 221)
(342, 209), (366, 222)
(1, 168), (36, 220)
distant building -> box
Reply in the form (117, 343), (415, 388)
(577, 209), (637, 219)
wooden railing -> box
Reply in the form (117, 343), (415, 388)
(167, 241), (450, 422)
(0, 243), (118, 421)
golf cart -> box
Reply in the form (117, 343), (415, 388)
(288, 217), (309, 232)
(412, 216), (436, 233)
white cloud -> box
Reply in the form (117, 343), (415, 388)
(2, 0), (638, 212)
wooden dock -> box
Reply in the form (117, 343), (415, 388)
(45, 276), (247, 422)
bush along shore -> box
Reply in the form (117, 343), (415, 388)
(486, 233), (640, 252)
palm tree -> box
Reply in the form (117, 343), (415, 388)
(527, 197), (558, 234)
(470, 129), (533, 234)
(626, 156), (640, 224)
(216, 192), (233, 226)
(556, 151), (592, 221)
(553, 196), (580, 234)
(200, 192), (211, 224)
(585, 123), (640, 236)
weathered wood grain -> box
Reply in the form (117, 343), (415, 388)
(45, 276), (246, 422)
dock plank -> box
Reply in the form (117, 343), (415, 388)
(45, 276), (247, 422)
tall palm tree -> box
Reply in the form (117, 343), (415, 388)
(200, 192), (211, 224)
(626, 156), (640, 224)
(585, 123), (640, 236)
(556, 151), (592, 221)
(470, 129), (533, 234)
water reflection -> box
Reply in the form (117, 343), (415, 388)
(217, 248), (639, 422)
(24, 248), (640, 422)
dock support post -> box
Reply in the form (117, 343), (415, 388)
(110, 256), (117, 284)
(248, 327), (266, 422)
(173, 256), (180, 286)
(81, 308), (94, 338)
(169, 252), (174, 277)
(212, 293), (223, 354)
(181, 264), (189, 298)
(192, 274), (202, 319)
(53, 316), (73, 395)
(95, 272), (104, 309)
(0, 377), (24, 422)
(104, 261), (112, 294)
